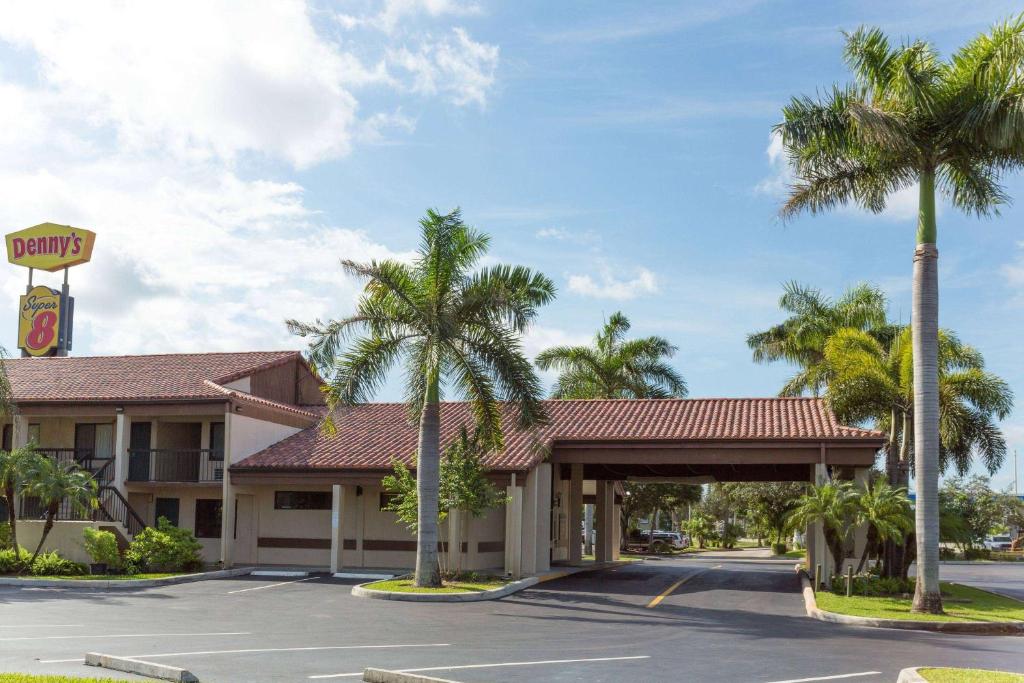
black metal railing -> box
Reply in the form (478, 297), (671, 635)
(95, 486), (147, 537)
(127, 449), (225, 483)
(36, 447), (115, 485)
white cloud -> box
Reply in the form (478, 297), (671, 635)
(389, 27), (499, 108)
(339, 0), (480, 33)
(535, 227), (601, 246)
(1001, 242), (1024, 295)
(0, 2), (494, 355)
(567, 267), (659, 301)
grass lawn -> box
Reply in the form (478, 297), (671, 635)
(779, 549), (805, 559)
(9, 573), (182, 581)
(0, 675), (150, 682)
(919, 668), (1024, 682)
(815, 583), (1024, 623)
(364, 576), (510, 594)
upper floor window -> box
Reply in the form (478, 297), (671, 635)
(274, 491), (331, 510)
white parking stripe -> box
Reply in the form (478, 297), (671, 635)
(39, 643), (451, 664)
(308, 655), (652, 679)
(765, 672), (882, 683)
(2, 631), (249, 642)
(0, 624), (83, 628)
(227, 577), (315, 594)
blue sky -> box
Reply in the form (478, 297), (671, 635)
(0, 1), (1021, 490)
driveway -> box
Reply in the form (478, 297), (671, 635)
(0, 552), (1021, 682)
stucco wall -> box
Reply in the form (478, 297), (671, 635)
(126, 486), (223, 562)
(229, 415), (302, 464)
(16, 520), (104, 565)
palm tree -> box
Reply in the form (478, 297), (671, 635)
(0, 446), (43, 564)
(287, 208), (554, 587)
(854, 478), (913, 573)
(536, 311), (687, 399)
(787, 481), (859, 575)
(23, 458), (97, 566)
(747, 282), (888, 396)
(774, 18), (1024, 612)
(826, 326), (1013, 483)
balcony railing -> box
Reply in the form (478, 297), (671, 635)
(127, 449), (225, 483)
(37, 448), (114, 485)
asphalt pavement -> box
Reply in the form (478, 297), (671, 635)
(0, 551), (1021, 682)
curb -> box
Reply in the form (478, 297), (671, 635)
(351, 560), (638, 603)
(86, 652), (199, 682)
(796, 568), (1024, 635)
(0, 567), (254, 590)
(363, 668), (460, 683)
(897, 668), (926, 683)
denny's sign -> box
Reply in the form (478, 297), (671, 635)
(6, 223), (96, 272)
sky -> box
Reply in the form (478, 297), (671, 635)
(0, 0), (1021, 491)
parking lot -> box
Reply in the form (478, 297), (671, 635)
(1, 552), (1022, 682)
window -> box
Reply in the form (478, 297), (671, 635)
(194, 499), (222, 538)
(274, 491), (331, 510)
(210, 422), (225, 454)
(155, 497), (180, 527)
(379, 492), (399, 511)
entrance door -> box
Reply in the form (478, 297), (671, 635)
(128, 422), (152, 481)
(234, 494), (257, 565)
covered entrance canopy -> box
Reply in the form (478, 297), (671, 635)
(233, 397), (884, 577)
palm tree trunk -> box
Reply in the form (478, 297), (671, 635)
(4, 482), (19, 563)
(911, 170), (943, 614)
(28, 502), (58, 566)
(414, 373), (442, 588)
(882, 409), (899, 577)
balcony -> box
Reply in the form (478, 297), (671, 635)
(127, 449), (225, 484)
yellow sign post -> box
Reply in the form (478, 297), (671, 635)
(18, 285), (62, 357)
(6, 223), (96, 272)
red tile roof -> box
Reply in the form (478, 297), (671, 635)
(3, 351), (302, 403)
(233, 397), (885, 473)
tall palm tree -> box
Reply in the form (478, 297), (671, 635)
(24, 458), (97, 566)
(0, 446), (43, 564)
(536, 311), (687, 399)
(774, 18), (1024, 612)
(747, 282), (888, 396)
(854, 478), (913, 573)
(787, 481), (859, 574)
(287, 208), (554, 587)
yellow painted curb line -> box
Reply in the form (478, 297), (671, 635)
(646, 568), (710, 609)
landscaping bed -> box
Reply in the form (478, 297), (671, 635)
(0, 675), (149, 683)
(815, 582), (1024, 623)
(363, 574), (509, 594)
(917, 668), (1024, 682)
(11, 573), (182, 581)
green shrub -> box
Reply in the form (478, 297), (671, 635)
(125, 517), (202, 572)
(0, 522), (11, 550)
(963, 547), (991, 561)
(718, 522), (742, 549)
(939, 546), (958, 560)
(772, 542), (788, 555)
(0, 547), (29, 573)
(828, 574), (913, 596)
(29, 551), (87, 576)
(83, 528), (121, 571)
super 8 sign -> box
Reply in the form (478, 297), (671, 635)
(18, 285), (61, 356)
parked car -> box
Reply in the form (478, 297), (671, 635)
(983, 535), (1013, 551)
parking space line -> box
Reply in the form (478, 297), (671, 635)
(308, 655), (652, 679)
(39, 643), (451, 664)
(764, 672), (882, 683)
(227, 577), (315, 594)
(4, 631), (249, 642)
(646, 569), (708, 609)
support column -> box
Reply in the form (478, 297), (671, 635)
(113, 412), (130, 494)
(568, 464), (583, 564)
(595, 480), (615, 563)
(534, 463), (551, 574)
(808, 461), (830, 583)
(448, 507), (462, 575)
(330, 484), (346, 574)
(852, 467), (870, 573)
(11, 415), (28, 517)
(220, 409), (235, 568)
(583, 504), (594, 556)
(504, 474), (522, 579)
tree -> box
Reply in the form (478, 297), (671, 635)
(289, 209), (555, 587)
(854, 478), (913, 573)
(536, 311), (687, 399)
(0, 446), (44, 566)
(383, 426), (508, 576)
(787, 481), (859, 573)
(732, 482), (806, 548)
(774, 18), (1024, 611)
(619, 482), (700, 551)
(685, 511), (714, 549)
(23, 458), (97, 566)
(940, 475), (1013, 550)
(747, 282), (888, 396)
